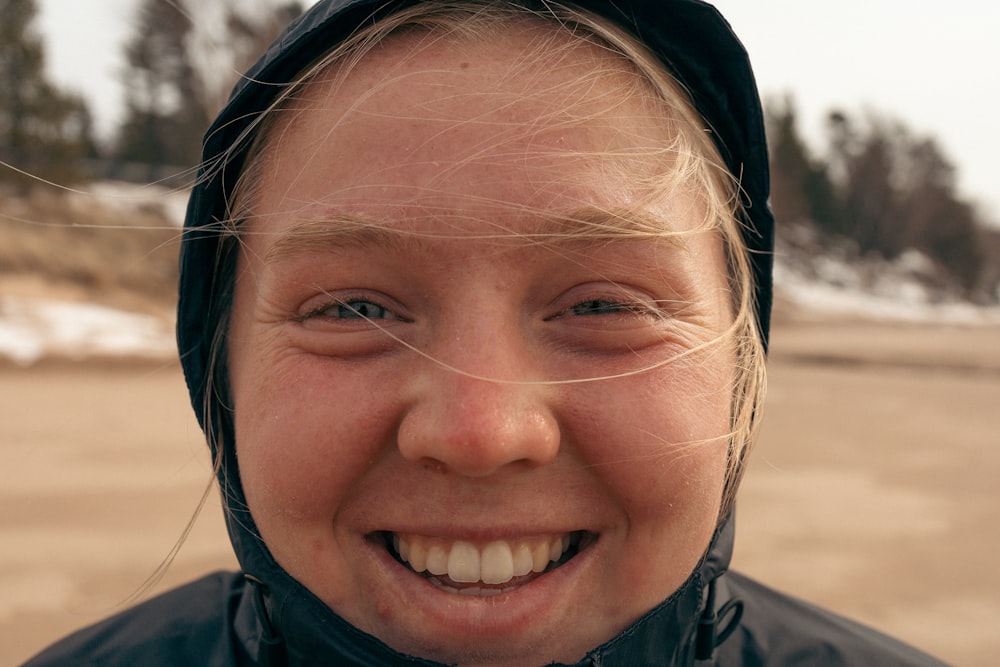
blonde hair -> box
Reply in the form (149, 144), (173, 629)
(210, 0), (765, 517)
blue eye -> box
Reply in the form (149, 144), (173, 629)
(332, 300), (396, 320)
(300, 297), (399, 322)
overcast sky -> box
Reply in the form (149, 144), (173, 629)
(35, 0), (1000, 220)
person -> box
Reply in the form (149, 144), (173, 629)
(26, 1), (949, 665)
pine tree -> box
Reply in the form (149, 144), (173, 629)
(114, 0), (304, 172)
(116, 0), (210, 169)
(766, 97), (990, 297)
(765, 96), (840, 234)
(0, 0), (92, 189)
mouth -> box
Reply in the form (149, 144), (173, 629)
(380, 530), (592, 596)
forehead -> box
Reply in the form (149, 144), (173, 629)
(290, 18), (663, 135)
(250, 19), (698, 240)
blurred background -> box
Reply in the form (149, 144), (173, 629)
(2, 1), (998, 664)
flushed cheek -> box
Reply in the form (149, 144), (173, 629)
(598, 446), (726, 612)
(569, 363), (730, 491)
(594, 428), (727, 543)
(565, 367), (730, 590)
(234, 355), (399, 533)
(232, 365), (404, 615)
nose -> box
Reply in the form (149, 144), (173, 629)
(397, 365), (561, 478)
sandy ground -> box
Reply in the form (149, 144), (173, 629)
(2, 317), (998, 666)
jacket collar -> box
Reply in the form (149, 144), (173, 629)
(231, 514), (737, 667)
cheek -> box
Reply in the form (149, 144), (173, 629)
(570, 361), (732, 604)
(567, 359), (732, 521)
(232, 356), (395, 529)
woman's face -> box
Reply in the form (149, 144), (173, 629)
(228, 25), (734, 666)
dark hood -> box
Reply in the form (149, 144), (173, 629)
(176, 1), (772, 664)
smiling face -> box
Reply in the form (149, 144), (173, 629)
(226, 21), (736, 667)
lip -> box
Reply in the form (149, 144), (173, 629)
(361, 527), (600, 640)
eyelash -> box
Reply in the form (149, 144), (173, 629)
(300, 297), (404, 322)
(546, 293), (670, 323)
(298, 294), (666, 323)
(564, 298), (659, 317)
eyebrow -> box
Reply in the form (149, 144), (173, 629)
(263, 216), (410, 264)
(261, 208), (691, 264)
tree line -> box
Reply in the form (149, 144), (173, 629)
(1, 0), (996, 301)
(0, 0), (302, 187)
(768, 96), (998, 301)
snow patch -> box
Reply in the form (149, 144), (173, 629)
(0, 296), (175, 366)
(774, 251), (1000, 325)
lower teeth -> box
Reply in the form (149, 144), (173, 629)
(434, 582), (512, 596)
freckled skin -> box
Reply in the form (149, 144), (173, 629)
(228, 24), (734, 667)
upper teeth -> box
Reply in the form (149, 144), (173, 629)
(394, 534), (572, 586)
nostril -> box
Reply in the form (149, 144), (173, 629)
(397, 399), (561, 478)
(418, 458), (447, 475)
(395, 366), (561, 476)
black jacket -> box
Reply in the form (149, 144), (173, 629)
(26, 515), (947, 665)
(26, 1), (949, 665)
